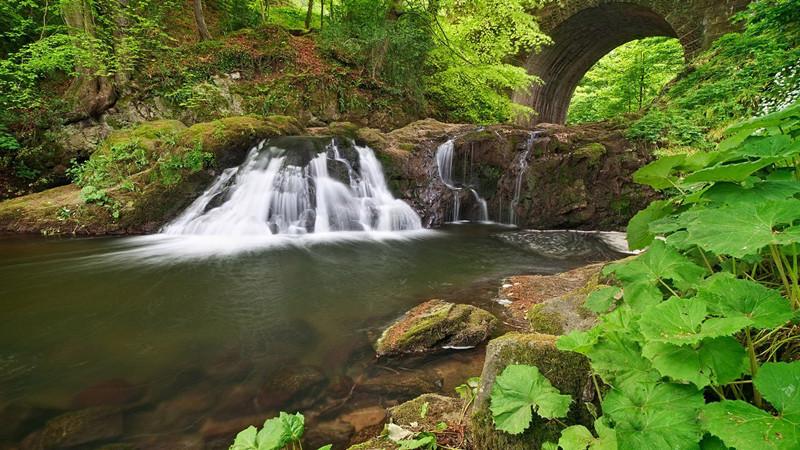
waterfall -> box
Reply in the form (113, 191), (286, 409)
(163, 138), (422, 236)
(435, 139), (490, 222)
(509, 132), (537, 225)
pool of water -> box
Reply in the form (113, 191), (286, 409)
(0, 225), (622, 448)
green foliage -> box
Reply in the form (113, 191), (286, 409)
(568, 37), (685, 125)
(69, 141), (150, 189)
(629, 0), (800, 146)
(230, 412), (328, 450)
(489, 364), (572, 435)
(543, 103), (800, 449)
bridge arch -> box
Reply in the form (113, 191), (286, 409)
(515, 0), (750, 125)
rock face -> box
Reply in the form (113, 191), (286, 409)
(470, 333), (594, 450)
(352, 120), (656, 231)
(374, 300), (498, 357)
(0, 115), (304, 235)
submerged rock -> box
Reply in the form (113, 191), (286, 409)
(471, 333), (594, 450)
(374, 300), (498, 357)
(21, 407), (123, 450)
(303, 419), (355, 450)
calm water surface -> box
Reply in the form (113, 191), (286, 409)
(0, 225), (619, 447)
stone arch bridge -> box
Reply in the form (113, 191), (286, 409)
(515, 0), (752, 125)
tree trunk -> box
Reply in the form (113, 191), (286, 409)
(320, 0), (324, 31)
(61, 0), (117, 120)
(305, 0), (314, 29)
(193, 0), (212, 41)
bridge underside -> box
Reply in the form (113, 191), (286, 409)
(515, 3), (681, 125)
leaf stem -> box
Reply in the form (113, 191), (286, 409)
(769, 244), (794, 308)
(591, 372), (604, 404)
(745, 327), (763, 408)
(710, 385), (726, 400)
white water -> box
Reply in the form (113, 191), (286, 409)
(163, 139), (422, 236)
(509, 131), (537, 225)
(435, 139), (490, 223)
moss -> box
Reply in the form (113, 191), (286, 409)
(347, 437), (397, 450)
(104, 120), (187, 154)
(327, 122), (360, 139)
(356, 128), (389, 151)
(456, 130), (494, 145)
(526, 304), (564, 335)
(574, 142), (606, 164)
(375, 300), (497, 356)
(471, 333), (594, 450)
(0, 115), (304, 236)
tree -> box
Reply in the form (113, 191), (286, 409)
(568, 37), (684, 124)
(61, 0), (117, 119)
(305, 0), (314, 29)
(193, 0), (212, 41)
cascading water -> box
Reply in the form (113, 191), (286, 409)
(509, 131), (537, 225)
(163, 138), (422, 236)
(435, 139), (490, 223)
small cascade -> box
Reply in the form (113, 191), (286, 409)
(435, 139), (490, 223)
(509, 131), (537, 225)
(163, 138), (422, 236)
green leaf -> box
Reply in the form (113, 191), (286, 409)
(697, 273), (794, 329)
(279, 412), (304, 443)
(633, 154), (686, 189)
(231, 425), (258, 450)
(586, 332), (660, 391)
(728, 135), (799, 159)
(398, 433), (437, 449)
(558, 425), (594, 450)
(489, 364), (572, 435)
(605, 240), (706, 291)
(639, 297), (750, 346)
(701, 401), (799, 449)
(683, 158), (779, 184)
(702, 180), (800, 205)
(585, 286), (622, 314)
(755, 361), (800, 417)
(317, 446), (333, 450)
(557, 327), (601, 354)
(685, 199), (800, 258)
(642, 337), (747, 388)
(604, 382), (704, 450)
(257, 417), (289, 450)
(627, 200), (674, 250)
(721, 103), (800, 150)
(557, 421), (617, 450)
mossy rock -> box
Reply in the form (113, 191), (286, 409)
(471, 333), (594, 450)
(21, 407), (123, 450)
(104, 120), (186, 154)
(356, 128), (389, 151)
(326, 122), (360, 139)
(179, 115), (304, 167)
(389, 394), (463, 430)
(375, 300), (498, 357)
(526, 272), (600, 336)
(0, 115), (305, 235)
(573, 142), (606, 164)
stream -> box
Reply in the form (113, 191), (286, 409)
(0, 136), (626, 448)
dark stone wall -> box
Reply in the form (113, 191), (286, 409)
(515, 0), (752, 125)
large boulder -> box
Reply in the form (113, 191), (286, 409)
(0, 115), (304, 235)
(470, 333), (594, 450)
(496, 263), (604, 333)
(374, 300), (498, 357)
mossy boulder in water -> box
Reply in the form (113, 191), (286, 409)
(374, 300), (498, 357)
(471, 333), (594, 450)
